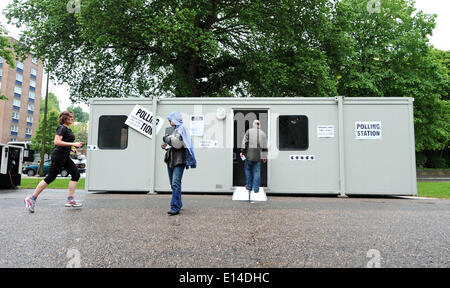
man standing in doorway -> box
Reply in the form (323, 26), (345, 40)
(240, 120), (267, 193)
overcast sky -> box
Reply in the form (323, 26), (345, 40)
(1, 0), (449, 112)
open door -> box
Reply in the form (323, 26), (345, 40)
(233, 110), (268, 187)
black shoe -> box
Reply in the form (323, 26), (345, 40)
(168, 210), (179, 216)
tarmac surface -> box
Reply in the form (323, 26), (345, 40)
(0, 189), (449, 268)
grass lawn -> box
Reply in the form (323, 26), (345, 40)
(18, 179), (450, 199)
(19, 178), (85, 189)
(417, 182), (450, 199)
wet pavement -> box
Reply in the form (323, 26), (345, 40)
(0, 189), (449, 268)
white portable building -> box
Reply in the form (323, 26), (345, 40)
(86, 97), (417, 196)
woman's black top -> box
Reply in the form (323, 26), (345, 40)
(53, 125), (75, 155)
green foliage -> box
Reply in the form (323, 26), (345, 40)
(5, 0), (449, 152)
(70, 122), (88, 146)
(5, 0), (337, 99)
(40, 92), (60, 115)
(0, 22), (16, 67)
(0, 22), (16, 100)
(68, 105), (89, 123)
(31, 109), (59, 157)
(330, 0), (449, 152)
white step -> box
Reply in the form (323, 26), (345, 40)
(232, 187), (267, 202)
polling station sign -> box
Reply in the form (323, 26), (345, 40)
(355, 121), (382, 140)
(125, 105), (163, 139)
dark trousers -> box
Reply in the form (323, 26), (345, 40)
(44, 151), (80, 184)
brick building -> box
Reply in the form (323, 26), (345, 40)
(0, 37), (44, 144)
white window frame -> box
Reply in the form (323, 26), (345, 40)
(32, 57), (38, 65)
(30, 79), (36, 88)
(13, 99), (21, 107)
(16, 73), (23, 82)
(31, 68), (37, 76)
(12, 112), (20, 120)
(26, 128), (32, 135)
(27, 103), (34, 111)
(14, 86), (22, 95)
(11, 125), (18, 132)
(17, 61), (24, 70)
(29, 91), (35, 99)
(27, 115), (33, 123)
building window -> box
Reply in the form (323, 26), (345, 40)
(12, 112), (20, 120)
(13, 98), (21, 108)
(26, 128), (32, 135)
(30, 79), (36, 88)
(10, 137), (17, 142)
(27, 103), (34, 111)
(27, 115), (33, 123)
(278, 115), (309, 150)
(29, 91), (35, 99)
(14, 86), (22, 97)
(32, 57), (38, 65)
(16, 61), (24, 72)
(30, 68), (37, 79)
(98, 115), (128, 149)
(11, 125), (18, 132)
(16, 73), (23, 86)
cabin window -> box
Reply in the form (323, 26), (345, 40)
(98, 115), (128, 149)
(278, 115), (309, 150)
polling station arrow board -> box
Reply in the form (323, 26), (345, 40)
(125, 105), (164, 139)
(355, 121), (382, 140)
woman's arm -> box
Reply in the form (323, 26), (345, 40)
(165, 132), (184, 149)
(54, 135), (83, 148)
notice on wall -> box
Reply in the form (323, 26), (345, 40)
(190, 115), (205, 136)
(200, 140), (218, 148)
(125, 105), (163, 139)
(355, 121), (382, 139)
(317, 125), (335, 138)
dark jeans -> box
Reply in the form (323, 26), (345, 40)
(244, 159), (261, 193)
(44, 151), (80, 184)
(167, 164), (185, 212)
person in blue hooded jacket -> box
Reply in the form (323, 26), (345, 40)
(161, 111), (197, 215)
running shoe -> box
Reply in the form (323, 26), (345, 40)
(65, 200), (83, 208)
(24, 196), (36, 213)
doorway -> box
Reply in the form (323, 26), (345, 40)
(233, 110), (268, 187)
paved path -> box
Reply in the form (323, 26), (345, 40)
(0, 189), (449, 268)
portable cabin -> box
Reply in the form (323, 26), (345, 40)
(86, 97), (417, 196)
(0, 143), (23, 189)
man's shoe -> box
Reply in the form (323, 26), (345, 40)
(254, 190), (260, 193)
(24, 196), (35, 213)
(167, 210), (179, 216)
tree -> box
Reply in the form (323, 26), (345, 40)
(6, 0), (448, 154)
(31, 92), (60, 160)
(6, 0), (337, 100)
(40, 92), (60, 115)
(68, 105), (89, 123)
(0, 22), (16, 100)
(31, 109), (59, 158)
(328, 0), (449, 152)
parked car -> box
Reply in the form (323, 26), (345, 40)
(22, 159), (85, 177)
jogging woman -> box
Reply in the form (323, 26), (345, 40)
(24, 110), (83, 213)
